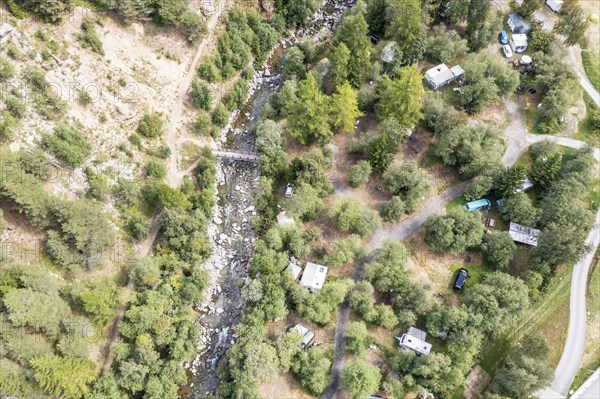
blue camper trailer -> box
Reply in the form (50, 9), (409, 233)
(465, 199), (491, 212)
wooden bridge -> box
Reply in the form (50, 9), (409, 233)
(213, 150), (259, 162)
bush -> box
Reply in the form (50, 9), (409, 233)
(379, 196), (405, 222)
(189, 79), (212, 110)
(146, 159), (167, 179)
(341, 360), (382, 399)
(180, 11), (207, 43)
(5, 96), (26, 119)
(127, 212), (149, 240)
(464, 176), (493, 201)
(78, 89), (93, 106)
(79, 17), (105, 55)
(345, 321), (370, 356)
(225, 80), (249, 111)
(41, 125), (91, 167)
(137, 113), (163, 138)
(198, 58), (220, 82)
(0, 57), (15, 81)
(348, 160), (372, 188)
(329, 197), (382, 237)
(212, 102), (229, 127)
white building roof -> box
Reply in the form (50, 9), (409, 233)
(515, 178), (534, 193)
(287, 263), (302, 280)
(381, 42), (398, 63)
(300, 262), (328, 291)
(396, 326), (432, 355)
(511, 34), (528, 47)
(425, 64), (454, 85)
(546, 0), (564, 12)
(509, 222), (540, 246)
(292, 324), (315, 347)
(450, 65), (465, 77)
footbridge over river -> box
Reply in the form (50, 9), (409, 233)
(212, 149), (259, 162)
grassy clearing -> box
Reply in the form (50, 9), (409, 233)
(582, 50), (600, 93)
(573, 92), (600, 146)
(570, 253), (600, 392)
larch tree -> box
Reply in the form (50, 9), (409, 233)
(329, 42), (351, 87)
(286, 74), (332, 145)
(375, 66), (423, 127)
(335, 12), (371, 87)
(330, 82), (362, 133)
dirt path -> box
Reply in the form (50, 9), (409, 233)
(99, 3), (226, 375)
(165, 6), (225, 188)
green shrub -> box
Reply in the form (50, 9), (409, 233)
(212, 103), (229, 127)
(180, 11), (207, 43)
(137, 113), (163, 138)
(127, 212), (150, 240)
(189, 79), (212, 110)
(79, 17), (105, 55)
(78, 89), (93, 106)
(225, 80), (248, 111)
(195, 110), (213, 135)
(5, 96), (26, 119)
(0, 57), (15, 81)
(41, 125), (91, 167)
(348, 160), (372, 188)
(198, 58), (220, 82)
(146, 159), (167, 179)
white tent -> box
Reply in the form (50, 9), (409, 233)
(546, 0), (564, 12)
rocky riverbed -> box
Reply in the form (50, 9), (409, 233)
(186, 0), (355, 396)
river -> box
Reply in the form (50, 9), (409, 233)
(186, 1), (355, 395)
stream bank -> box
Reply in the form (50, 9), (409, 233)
(185, 0), (355, 395)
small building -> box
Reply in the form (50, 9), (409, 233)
(396, 326), (432, 356)
(507, 14), (532, 34)
(465, 198), (491, 212)
(287, 263), (302, 280)
(546, 0), (564, 12)
(515, 178), (534, 193)
(300, 262), (328, 292)
(509, 222), (541, 247)
(510, 34), (529, 53)
(424, 63), (464, 90)
(291, 324), (315, 349)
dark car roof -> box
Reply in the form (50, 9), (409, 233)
(454, 268), (468, 289)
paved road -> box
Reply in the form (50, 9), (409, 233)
(571, 368), (600, 399)
(540, 209), (600, 397)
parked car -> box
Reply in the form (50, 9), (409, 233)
(484, 218), (497, 228)
(453, 268), (469, 290)
(284, 183), (294, 198)
(498, 30), (508, 44)
(502, 44), (513, 58)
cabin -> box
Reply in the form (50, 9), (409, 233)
(508, 222), (541, 247)
(396, 327), (432, 356)
(546, 0), (564, 12)
(465, 198), (491, 212)
(300, 262), (328, 292)
(424, 63), (464, 90)
(507, 14), (532, 34)
(510, 34), (529, 53)
(291, 324), (315, 349)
